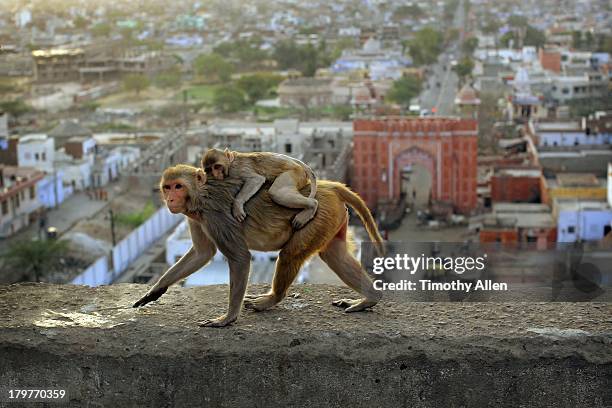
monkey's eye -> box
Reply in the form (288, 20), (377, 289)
(163, 185), (170, 190)
(175, 184), (183, 189)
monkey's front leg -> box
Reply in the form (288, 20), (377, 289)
(232, 174), (266, 222)
(199, 256), (250, 328)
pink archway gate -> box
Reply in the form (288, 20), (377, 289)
(393, 146), (437, 201)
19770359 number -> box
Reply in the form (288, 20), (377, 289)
(5, 389), (67, 401)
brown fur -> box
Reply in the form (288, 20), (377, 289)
(135, 164), (384, 327)
(202, 148), (318, 228)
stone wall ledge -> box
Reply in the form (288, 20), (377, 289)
(0, 283), (611, 407)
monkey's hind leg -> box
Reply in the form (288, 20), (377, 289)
(268, 172), (318, 229)
(319, 227), (382, 313)
(243, 250), (306, 311)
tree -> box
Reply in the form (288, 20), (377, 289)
(0, 100), (32, 117)
(462, 37), (479, 55)
(572, 31), (583, 50)
(482, 15), (500, 35)
(453, 57), (474, 82)
(500, 26), (545, 49)
(154, 67), (182, 89)
(273, 40), (327, 77)
(507, 15), (528, 28)
(3, 239), (69, 282)
(123, 74), (150, 96)
(213, 85), (246, 113)
(213, 39), (269, 70)
(407, 28), (443, 66)
(386, 75), (423, 107)
(236, 73), (283, 104)
(393, 4), (424, 21)
(73, 15), (89, 30)
(524, 26), (546, 48)
(193, 53), (234, 83)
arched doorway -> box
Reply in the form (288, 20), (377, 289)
(394, 147), (435, 209)
(399, 163), (433, 209)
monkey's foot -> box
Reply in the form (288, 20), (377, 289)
(198, 314), (237, 328)
(332, 298), (377, 312)
(292, 206), (317, 229)
(243, 294), (278, 312)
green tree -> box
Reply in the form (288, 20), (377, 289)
(387, 75), (423, 107)
(236, 73), (283, 104)
(193, 53), (234, 83)
(273, 40), (326, 77)
(572, 31), (583, 49)
(507, 15), (528, 28)
(462, 37), (479, 55)
(123, 74), (150, 95)
(73, 15), (89, 30)
(213, 85), (246, 113)
(524, 26), (546, 48)
(393, 4), (424, 21)
(0, 100), (32, 117)
(115, 202), (156, 228)
(500, 26), (545, 49)
(331, 104), (353, 121)
(3, 239), (69, 282)
(453, 57), (474, 82)
(482, 15), (500, 35)
(154, 67), (182, 89)
(407, 28), (443, 66)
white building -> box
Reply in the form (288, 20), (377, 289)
(36, 169), (67, 208)
(556, 199), (612, 242)
(17, 134), (55, 173)
(0, 166), (44, 238)
(54, 151), (93, 191)
(206, 119), (353, 160)
(535, 121), (611, 148)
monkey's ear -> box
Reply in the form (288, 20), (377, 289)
(195, 168), (207, 188)
(224, 148), (235, 163)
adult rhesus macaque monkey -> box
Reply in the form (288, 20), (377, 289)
(202, 148), (318, 229)
(133, 164), (384, 327)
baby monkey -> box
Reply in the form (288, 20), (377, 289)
(202, 148), (318, 229)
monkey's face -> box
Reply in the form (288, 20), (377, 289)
(204, 158), (227, 180)
(162, 178), (189, 214)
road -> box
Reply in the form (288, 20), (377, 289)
(417, 0), (466, 116)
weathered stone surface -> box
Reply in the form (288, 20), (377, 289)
(0, 283), (611, 407)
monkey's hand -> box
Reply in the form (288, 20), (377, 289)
(232, 201), (246, 222)
(198, 314), (237, 328)
(133, 286), (168, 308)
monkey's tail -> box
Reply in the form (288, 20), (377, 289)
(334, 183), (385, 256)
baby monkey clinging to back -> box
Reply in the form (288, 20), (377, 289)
(202, 148), (318, 229)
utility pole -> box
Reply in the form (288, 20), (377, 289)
(108, 208), (116, 246)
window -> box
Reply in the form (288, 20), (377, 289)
(42, 152), (46, 161)
(29, 186), (35, 199)
(35, 153), (39, 160)
(1, 200), (7, 215)
(284, 143), (292, 154)
(562, 88), (569, 94)
(568, 226), (575, 234)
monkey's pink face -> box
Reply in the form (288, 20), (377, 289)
(162, 179), (189, 213)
